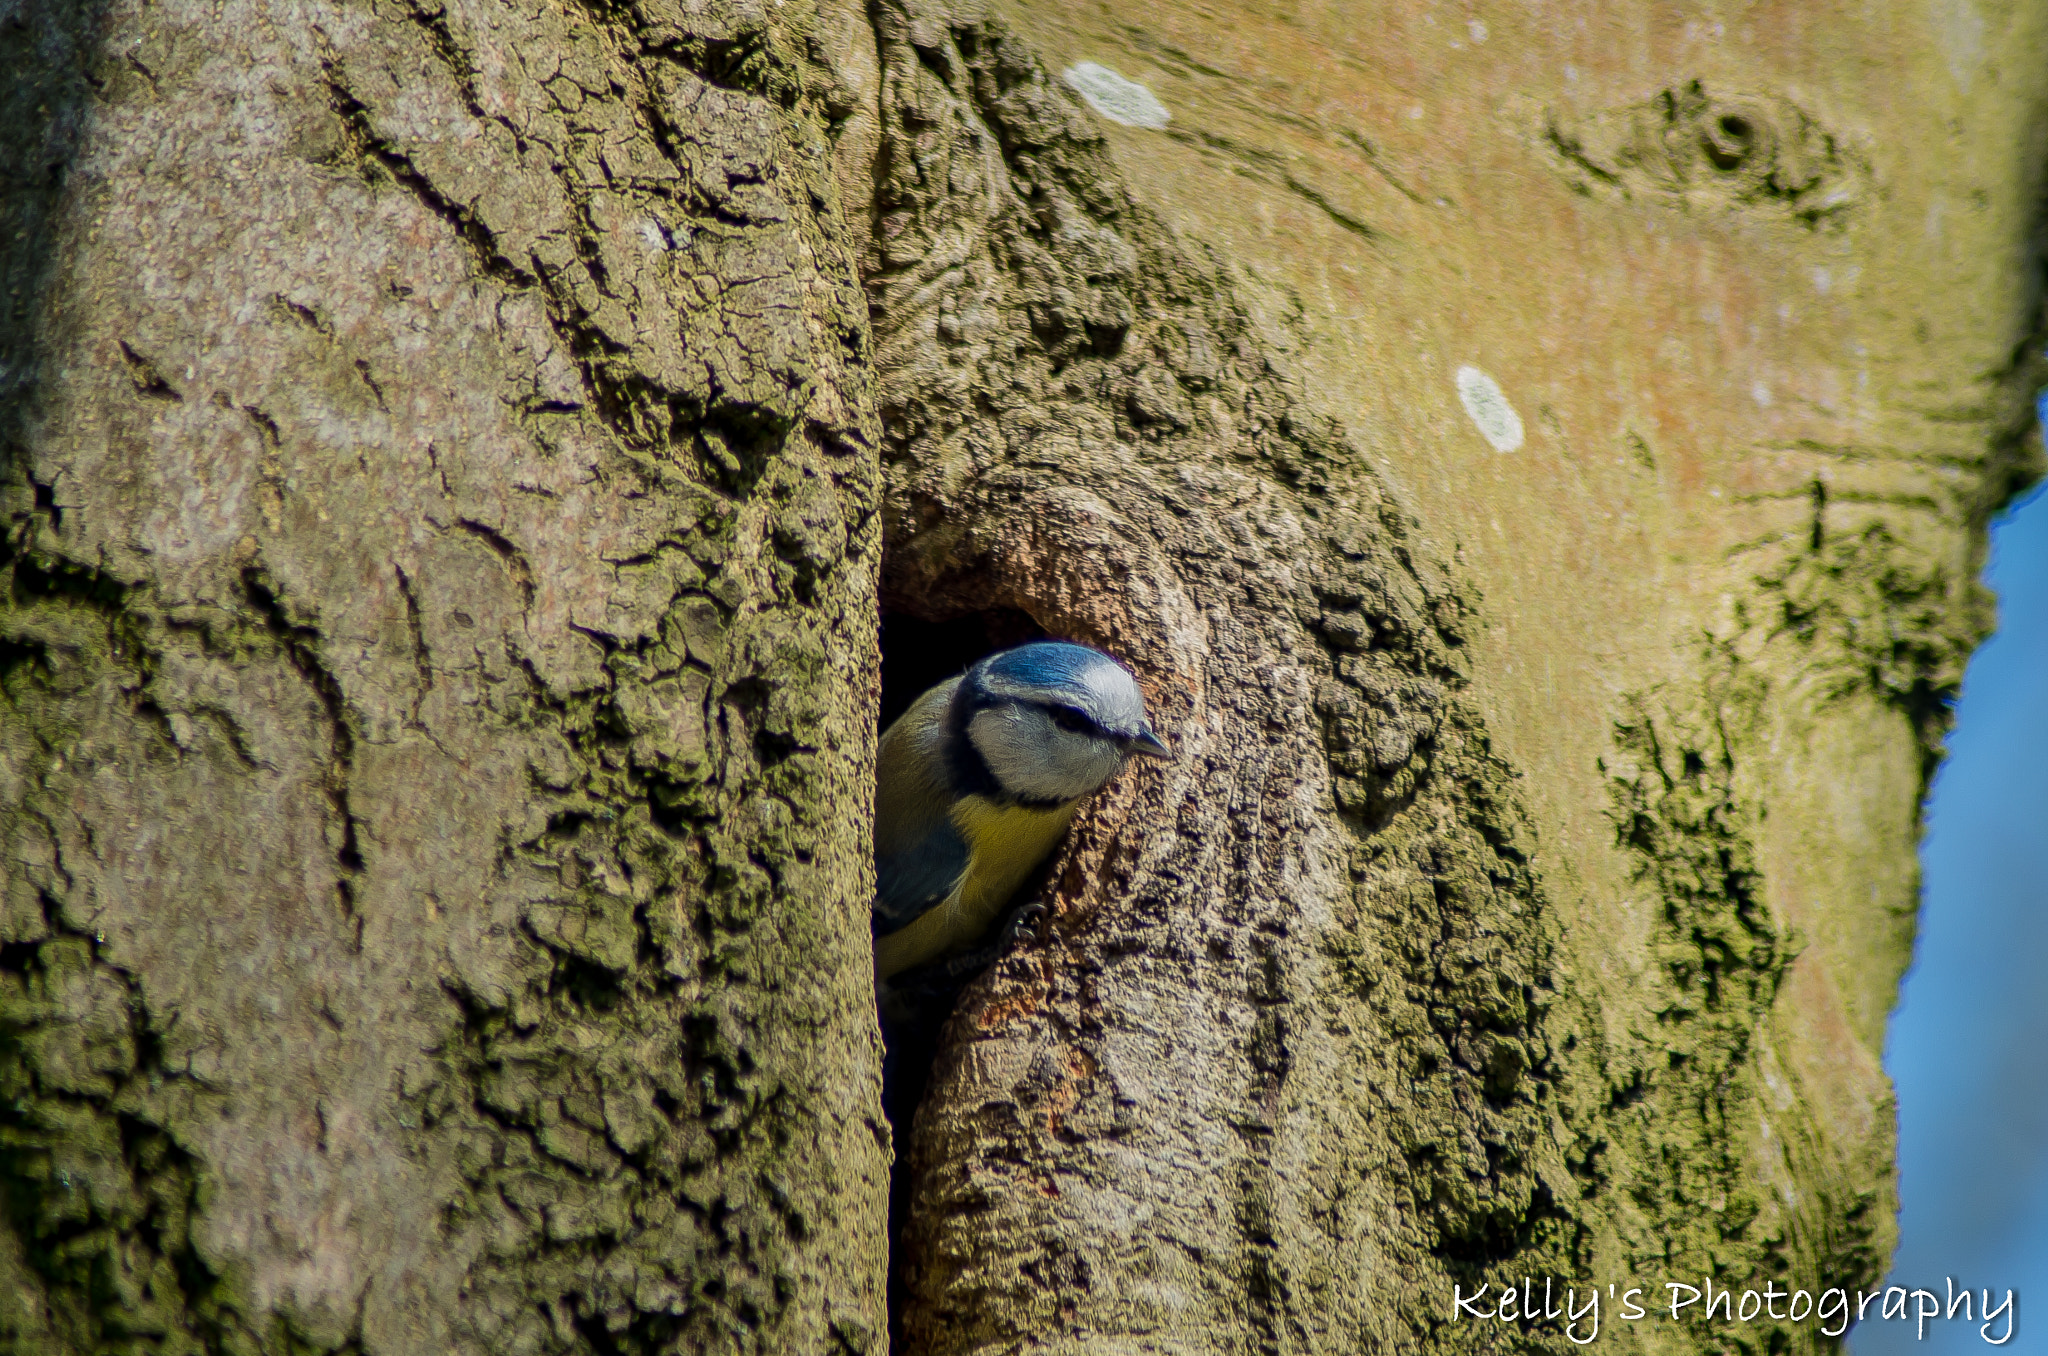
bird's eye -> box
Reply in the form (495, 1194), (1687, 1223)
(1048, 706), (1093, 734)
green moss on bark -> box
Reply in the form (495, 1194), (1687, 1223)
(1, 0), (887, 1351)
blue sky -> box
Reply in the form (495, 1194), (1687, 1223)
(1850, 472), (2048, 1354)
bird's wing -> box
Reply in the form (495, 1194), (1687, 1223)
(872, 677), (968, 938)
(873, 814), (969, 937)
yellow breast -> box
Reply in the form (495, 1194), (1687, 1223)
(872, 794), (1078, 981)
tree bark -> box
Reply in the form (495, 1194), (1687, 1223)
(3, 1), (2043, 1356)
(1, 0), (887, 1351)
(865, 1), (2047, 1352)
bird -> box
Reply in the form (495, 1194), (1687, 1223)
(872, 640), (1171, 984)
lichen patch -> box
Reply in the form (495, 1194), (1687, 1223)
(1455, 364), (1525, 452)
(1062, 62), (1172, 129)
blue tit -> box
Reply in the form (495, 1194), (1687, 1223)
(872, 641), (1172, 982)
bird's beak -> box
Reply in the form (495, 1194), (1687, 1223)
(1127, 728), (1174, 761)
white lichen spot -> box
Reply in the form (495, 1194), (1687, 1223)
(1407, 104), (1425, 120)
(1932, 0), (1985, 92)
(1810, 266), (1832, 294)
(1062, 63), (1171, 129)
(1751, 380), (1773, 407)
(1468, 18), (1489, 42)
(639, 219), (672, 253)
(1455, 365), (1524, 452)
(1564, 64), (1579, 83)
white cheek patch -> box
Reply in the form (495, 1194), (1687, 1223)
(972, 708), (1121, 803)
(1063, 62), (1172, 129)
(1456, 364), (1525, 452)
(1042, 731), (1123, 802)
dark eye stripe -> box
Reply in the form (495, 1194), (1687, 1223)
(1045, 704), (1095, 734)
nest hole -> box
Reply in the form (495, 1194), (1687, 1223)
(877, 603), (1045, 1346)
(878, 606), (1046, 729)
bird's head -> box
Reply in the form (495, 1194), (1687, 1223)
(953, 641), (1172, 805)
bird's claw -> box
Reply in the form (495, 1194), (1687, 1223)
(997, 900), (1047, 950)
(930, 900), (1046, 986)
(877, 900), (1052, 1029)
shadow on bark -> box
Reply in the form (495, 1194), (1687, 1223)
(874, 605), (1046, 1349)
(0, 2), (105, 526)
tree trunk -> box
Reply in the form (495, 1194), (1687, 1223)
(3, 2), (2042, 1356)
(1, 0), (887, 1350)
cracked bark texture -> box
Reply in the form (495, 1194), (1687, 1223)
(1, 1), (2044, 1356)
(1, 0), (885, 1352)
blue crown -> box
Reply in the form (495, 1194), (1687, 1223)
(980, 641), (1117, 691)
